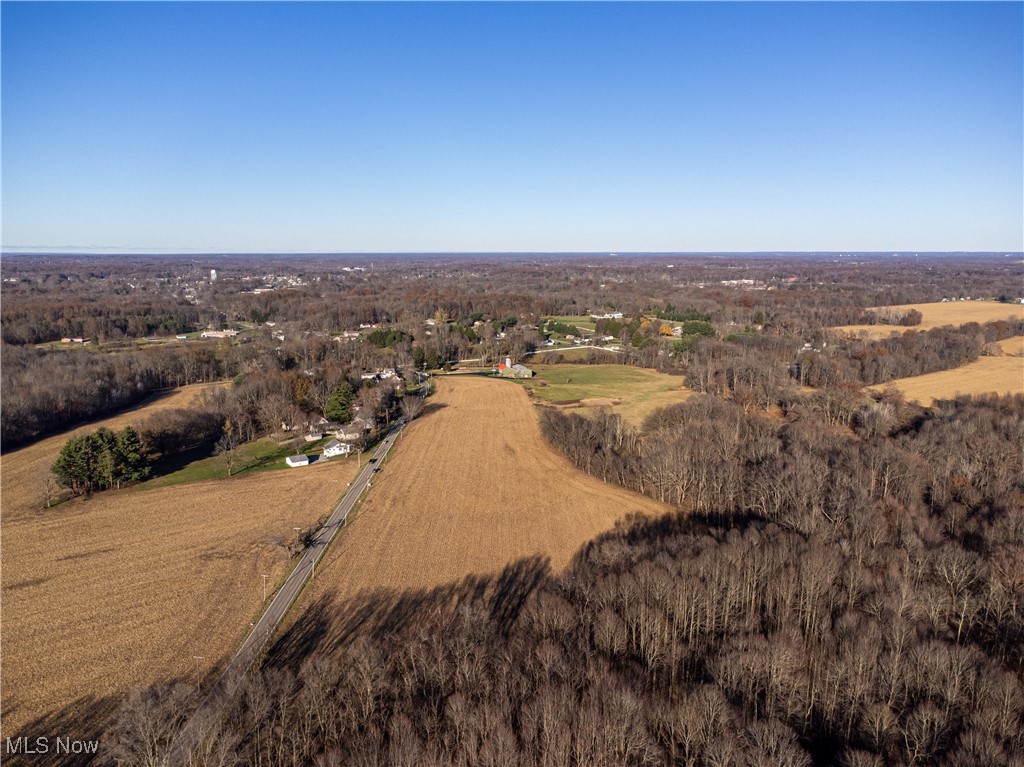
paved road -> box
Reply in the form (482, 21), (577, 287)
(164, 423), (405, 765)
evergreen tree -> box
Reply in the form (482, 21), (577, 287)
(52, 433), (101, 495)
(51, 426), (150, 496)
(114, 426), (149, 485)
(326, 382), (355, 423)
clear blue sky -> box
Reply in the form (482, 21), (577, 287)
(2, 1), (1021, 253)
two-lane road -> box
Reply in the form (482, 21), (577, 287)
(165, 422), (405, 765)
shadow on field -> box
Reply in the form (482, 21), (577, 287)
(415, 401), (448, 419)
(4, 671), (216, 767)
(265, 554), (550, 672)
(3, 691), (121, 767)
(144, 441), (216, 480)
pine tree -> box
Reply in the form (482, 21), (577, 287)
(51, 426), (150, 496)
(52, 433), (100, 495)
(326, 382), (355, 423)
(114, 426), (149, 485)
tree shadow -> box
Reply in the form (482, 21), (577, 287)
(414, 401), (448, 419)
(2, 668), (216, 767)
(265, 554), (550, 672)
(2, 691), (122, 767)
(145, 441), (216, 480)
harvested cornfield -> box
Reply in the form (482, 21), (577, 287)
(996, 335), (1024, 356)
(287, 375), (671, 610)
(832, 301), (1024, 338)
(0, 384), (360, 740)
(869, 355), (1024, 406)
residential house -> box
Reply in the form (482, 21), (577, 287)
(323, 439), (354, 458)
(335, 424), (364, 442)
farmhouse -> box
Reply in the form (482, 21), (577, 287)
(285, 455), (310, 468)
(323, 439), (354, 458)
(497, 357), (534, 379)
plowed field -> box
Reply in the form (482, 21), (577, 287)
(287, 375), (672, 614)
(832, 301), (1024, 338)
(1, 383), (359, 738)
(869, 355), (1024, 405)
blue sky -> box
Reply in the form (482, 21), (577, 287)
(2, 1), (1021, 253)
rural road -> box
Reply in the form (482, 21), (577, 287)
(164, 422), (405, 765)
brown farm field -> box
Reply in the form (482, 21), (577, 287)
(0, 383), (360, 739)
(832, 301), (1024, 338)
(283, 375), (672, 626)
(996, 335), (1024, 356)
(869, 354), (1024, 406)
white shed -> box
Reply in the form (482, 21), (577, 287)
(285, 455), (310, 468)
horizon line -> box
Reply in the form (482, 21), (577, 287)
(3, 249), (1022, 257)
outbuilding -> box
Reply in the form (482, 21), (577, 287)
(285, 455), (310, 468)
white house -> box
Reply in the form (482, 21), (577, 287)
(323, 439), (354, 458)
(285, 455), (310, 468)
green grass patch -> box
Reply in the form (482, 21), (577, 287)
(504, 363), (692, 426)
(140, 437), (329, 488)
(517, 364), (653, 402)
(545, 315), (597, 332)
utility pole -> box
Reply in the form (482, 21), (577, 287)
(261, 574), (268, 601)
(193, 655), (203, 685)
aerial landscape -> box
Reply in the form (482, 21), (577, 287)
(1, 2), (1022, 766)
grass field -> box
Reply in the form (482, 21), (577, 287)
(869, 355), (1024, 406)
(0, 384), (360, 738)
(546, 314), (597, 331)
(832, 301), (1024, 338)
(513, 363), (692, 426)
(141, 435), (327, 488)
(282, 375), (671, 623)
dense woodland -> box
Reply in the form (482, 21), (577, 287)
(98, 393), (1024, 766)
(2, 253), (1022, 766)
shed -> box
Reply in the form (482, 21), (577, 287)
(285, 455), (310, 468)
